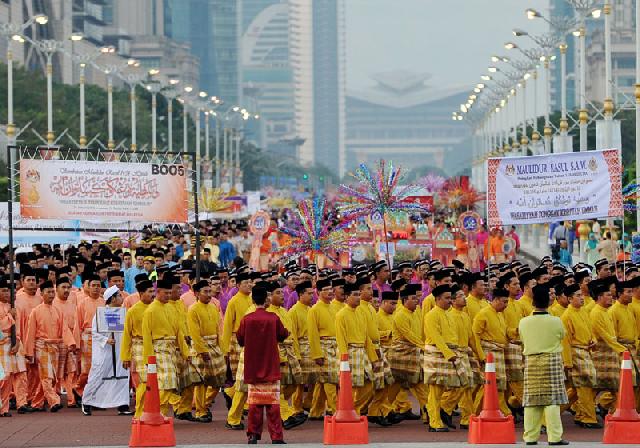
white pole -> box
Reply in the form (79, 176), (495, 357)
(215, 120), (220, 188)
(130, 85), (137, 151)
(151, 92), (157, 151)
(560, 43), (568, 137)
(167, 98), (173, 152)
(603, 0), (614, 148)
(205, 112), (210, 183)
(229, 128), (234, 186)
(79, 64), (86, 147)
(46, 53), (54, 145)
(107, 75), (114, 149)
(521, 80), (527, 154)
(579, 23), (588, 151)
(183, 102), (188, 152)
(544, 60), (552, 153)
(195, 106), (201, 161)
(7, 48), (14, 138)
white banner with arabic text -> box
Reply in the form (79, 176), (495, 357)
(487, 149), (622, 226)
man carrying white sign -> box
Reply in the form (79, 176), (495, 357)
(81, 286), (131, 416)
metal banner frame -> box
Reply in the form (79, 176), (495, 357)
(5, 145), (201, 345)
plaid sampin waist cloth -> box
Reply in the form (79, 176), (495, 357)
(591, 340), (620, 390)
(297, 337), (318, 385)
(279, 341), (303, 386)
(34, 339), (66, 381)
(189, 335), (226, 387)
(347, 343), (373, 388)
(152, 337), (180, 391)
(480, 340), (507, 391)
(318, 338), (339, 384)
(523, 352), (568, 407)
(0, 337), (27, 374)
(422, 344), (468, 388)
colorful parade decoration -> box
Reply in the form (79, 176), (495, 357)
(274, 197), (352, 265)
(338, 160), (430, 264)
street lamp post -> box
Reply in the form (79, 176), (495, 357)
(162, 81), (180, 152)
(70, 47), (110, 147)
(566, 1), (602, 151)
(0, 14), (49, 144)
(120, 68), (146, 151)
(146, 81), (163, 151)
(33, 38), (77, 145)
(98, 58), (137, 150)
(602, 0), (614, 148)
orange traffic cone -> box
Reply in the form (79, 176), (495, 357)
(323, 353), (368, 445)
(468, 352), (515, 444)
(129, 356), (176, 447)
(603, 351), (640, 444)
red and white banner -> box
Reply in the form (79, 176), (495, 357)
(487, 149), (622, 226)
(20, 159), (188, 223)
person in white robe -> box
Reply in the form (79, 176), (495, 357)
(81, 286), (131, 416)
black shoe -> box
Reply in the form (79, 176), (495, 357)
(81, 404), (92, 416)
(428, 426), (450, 432)
(582, 422), (602, 429)
(525, 442), (538, 446)
(50, 404), (63, 413)
(175, 412), (195, 422)
(400, 410), (421, 420)
(283, 414), (306, 430)
(196, 415), (212, 423)
(0, 412), (12, 417)
(17, 405), (33, 414)
(574, 420), (585, 427)
(226, 422), (245, 430)
(367, 416), (392, 427)
(9, 398), (16, 410)
(386, 412), (404, 425)
(30, 406), (45, 412)
(459, 424), (469, 429)
(272, 441), (286, 444)
(248, 435), (259, 444)
(440, 409), (455, 429)
(548, 440), (570, 446)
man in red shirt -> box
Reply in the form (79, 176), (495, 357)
(237, 286), (288, 444)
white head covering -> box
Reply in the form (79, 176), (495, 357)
(103, 285), (120, 303)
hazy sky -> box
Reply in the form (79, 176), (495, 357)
(346, 0), (550, 90)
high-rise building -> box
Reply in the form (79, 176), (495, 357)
(584, 0), (636, 105)
(241, 0), (295, 154)
(164, 0), (240, 103)
(549, 0), (576, 112)
(289, 0), (346, 176)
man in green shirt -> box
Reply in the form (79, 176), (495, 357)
(518, 285), (569, 446)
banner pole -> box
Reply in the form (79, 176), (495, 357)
(7, 145), (16, 346)
(192, 151), (201, 282)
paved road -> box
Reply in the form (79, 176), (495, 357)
(0, 399), (607, 447)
